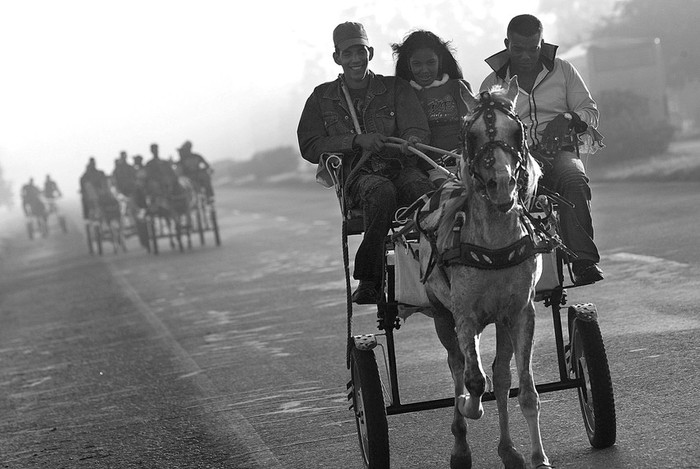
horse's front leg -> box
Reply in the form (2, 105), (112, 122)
(494, 325), (527, 469)
(511, 301), (551, 469)
(433, 311), (471, 469)
(454, 316), (486, 420)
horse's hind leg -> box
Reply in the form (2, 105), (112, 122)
(494, 325), (526, 469)
(510, 304), (551, 468)
(433, 311), (471, 468)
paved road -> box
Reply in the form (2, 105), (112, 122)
(0, 182), (698, 468)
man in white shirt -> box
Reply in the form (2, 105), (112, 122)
(481, 14), (605, 286)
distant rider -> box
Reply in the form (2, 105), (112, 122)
(177, 140), (214, 202)
(79, 157), (109, 219)
(21, 178), (42, 217)
(112, 151), (138, 197)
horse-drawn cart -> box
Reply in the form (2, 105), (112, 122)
(346, 212), (616, 468)
(145, 180), (220, 255)
(327, 85), (616, 468)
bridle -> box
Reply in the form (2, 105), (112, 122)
(462, 91), (530, 202)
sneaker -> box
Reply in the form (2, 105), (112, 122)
(351, 281), (381, 305)
(572, 260), (604, 286)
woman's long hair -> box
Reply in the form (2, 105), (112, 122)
(392, 30), (463, 82)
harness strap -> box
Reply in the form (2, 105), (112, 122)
(442, 234), (536, 269)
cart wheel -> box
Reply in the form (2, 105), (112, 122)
(94, 224), (103, 256)
(349, 346), (389, 469)
(148, 217), (159, 255)
(568, 304), (616, 449)
(210, 206), (221, 246)
(85, 223), (94, 254)
(196, 201), (205, 246)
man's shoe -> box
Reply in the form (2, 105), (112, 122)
(572, 261), (604, 286)
(352, 281), (381, 305)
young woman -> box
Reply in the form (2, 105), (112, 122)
(392, 30), (473, 182)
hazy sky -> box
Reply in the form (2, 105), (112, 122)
(0, 0), (614, 196)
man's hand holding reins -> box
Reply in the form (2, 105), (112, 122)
(353, 133), (388, 153)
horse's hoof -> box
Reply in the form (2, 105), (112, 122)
(498, 445), (526, 469)
(457, 394), (483, 419)
(450, 451), (472, 469)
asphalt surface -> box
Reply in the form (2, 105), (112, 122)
(1, 182), (699, 469)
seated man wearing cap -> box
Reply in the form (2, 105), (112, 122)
(297, 21), (435, 304)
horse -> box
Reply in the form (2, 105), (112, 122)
(144, 170), (196, 252)
(416, 76), (551, 469)
(24, 193), (49, 239)
(84, 177), (125, 253)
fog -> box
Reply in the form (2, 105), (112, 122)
(0, 0), (617, 198)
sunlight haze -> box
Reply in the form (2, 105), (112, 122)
(0, 0), (615, 198)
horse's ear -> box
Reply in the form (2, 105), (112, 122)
(459, 80), (480, 113)
(506, 76), (519, 107)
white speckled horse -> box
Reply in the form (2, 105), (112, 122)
(418, 77), (552, 469)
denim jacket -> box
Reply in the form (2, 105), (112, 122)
(297, 71), (430, 182)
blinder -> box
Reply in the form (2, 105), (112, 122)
(462, 91), (530, 196)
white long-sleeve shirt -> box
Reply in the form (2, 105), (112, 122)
(480, 44), (602, 152)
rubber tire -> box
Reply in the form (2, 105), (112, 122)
(349, 346), (389, 469)
(569, 306), (616, 449)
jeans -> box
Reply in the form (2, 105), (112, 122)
(541, 151), (599, 264)
(347, 166), (435, 283)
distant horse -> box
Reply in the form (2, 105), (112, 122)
(84, 177), (125, 253)
(24, 193), (48, 239)
(417, 77), (551, 469)
(145, 171), (196, 252)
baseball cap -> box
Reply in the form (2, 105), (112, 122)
(333, 22), (369, 52)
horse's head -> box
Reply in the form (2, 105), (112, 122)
(459, 76), (540, 212)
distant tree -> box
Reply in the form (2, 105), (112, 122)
(221, 146), (299, 181)
(597, 89), (675, 161)
(0, 164), (12, 208)
(539, 0), (618, 49)
(593, 0), (700, 89)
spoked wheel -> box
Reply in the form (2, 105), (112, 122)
(94, 224), (103, 256)
(148, 217), (159, 255)
(196, 200), (205, 246)
(85, 223), (94, 254)
(568, 303), (616, 449)
(348, 345), (389, 469)
(210, 205), (221, 246)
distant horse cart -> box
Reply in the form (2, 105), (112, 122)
(45, 195), (68, 234)
(24, 196), (49, 240)
(83, 180), (126, 255)
(145, 176), (220, 254)
(331, 79), (615, 469)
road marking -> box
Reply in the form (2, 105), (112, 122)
(107, 264), (284, 469)
(606, 252), (688, 268)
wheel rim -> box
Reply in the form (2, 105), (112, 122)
(352, 362), (371, 465)
(574, 329), (596, 434)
